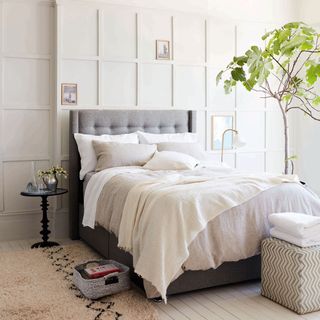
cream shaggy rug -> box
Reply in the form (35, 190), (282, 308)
(0, 242), (158, 320)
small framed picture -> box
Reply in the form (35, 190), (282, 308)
(156, 40), (170, 60)
(61, 83), (77, 105)
(211, 114), (234, 150)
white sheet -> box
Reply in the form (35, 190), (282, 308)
(83, 167), (146, 228)
(116, 170), (299, 301)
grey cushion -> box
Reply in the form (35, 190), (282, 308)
(93, 141), (156, 171)
(76, 110), (195, 135)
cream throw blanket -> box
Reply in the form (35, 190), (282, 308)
(117, 172), (299, 302)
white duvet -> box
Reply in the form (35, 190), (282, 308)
(83, 166), (299, 302)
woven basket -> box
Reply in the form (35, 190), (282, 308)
(73, 259), (130, 299)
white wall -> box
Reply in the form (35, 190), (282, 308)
(0, 0), (60, 241)
(293, 0), (320, 194)
(0, 0), (298, 241)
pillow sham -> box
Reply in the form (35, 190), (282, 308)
(74, 132), (138, 179)
(138, 131), (198, 144)
(93, 141), (156, 171)
(156, 142), (206, 160)
(143, 151), (199, 171)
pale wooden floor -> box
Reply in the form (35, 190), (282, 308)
(2, 239), (320, 320)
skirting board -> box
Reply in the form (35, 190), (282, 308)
(0, 210), (69, 242)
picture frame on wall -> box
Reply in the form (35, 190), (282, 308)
(61, 83), (77, 105)
(156, 40), (170, 60)
(211, 113), (234, 150)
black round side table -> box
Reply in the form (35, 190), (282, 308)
(20, 188), (68, 248)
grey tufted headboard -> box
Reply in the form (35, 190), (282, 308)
(69, 109), (196, 239)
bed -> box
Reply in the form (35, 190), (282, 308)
(69, 109), (320, 299)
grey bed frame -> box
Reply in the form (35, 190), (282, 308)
(69, 109), (260, 297)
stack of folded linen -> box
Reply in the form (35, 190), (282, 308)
(269, 212), (320, 247)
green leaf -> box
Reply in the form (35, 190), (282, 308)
(306, 65), (320, 85)
(216, 21), (320, 115)
(262, 30), (275, 41)
(283, 22), (301, 29)
(223, 80), (232, 94)
(233, 55), (248, 66)
(231, 67), (246, 81)
(243, 78), (256, 91)
(281, 35), (307, 54)
(282, 94), (292, 102)
(287, 155), (298, 160)
(312, 96), (320, 106)
(278, 29), (291, 42)
(216, 70), (224, 86)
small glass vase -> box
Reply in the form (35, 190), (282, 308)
(43, 174), (58, 192)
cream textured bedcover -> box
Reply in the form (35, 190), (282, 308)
(83, 167), (320, 300)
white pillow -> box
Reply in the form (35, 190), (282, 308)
(144, 151), (199, 170)
(93, 141), (156, 171)
(138, 131), (198, 144)
(156, 142), (206, 160)
(74, 132), (138, 179)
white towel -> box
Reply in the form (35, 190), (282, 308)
(269, 212), (320, 238)
(270, 227), (320, 247)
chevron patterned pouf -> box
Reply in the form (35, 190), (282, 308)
(261, 237), (320, 314)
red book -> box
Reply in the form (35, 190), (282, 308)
(84, 264), (121, 279)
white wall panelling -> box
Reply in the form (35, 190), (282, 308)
(236, 111), (265, 151)
(62, 6), (98, 57)
(0, 0), (55, 241)
(207, 22), (235, 68)
(102, 8), (137, 59)
(174, 14), (206, 63)
(0, 0), (295, 241)
(0, 161), (3, 212)
(2, 110), (51, 160)
(207, 67), (235, 110)
(3, 1), (52, 55)
(61, 60), (98, 106)
(237, 152), (265, 172)
(174, 65), (206, 107)
(3, 58), (50, 107)
(140, 63), (172, 107)
(139, 12), (172, 61)
(102, 62), (137, 106)
(58, 1), (286, 177)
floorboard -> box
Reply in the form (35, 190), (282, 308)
(2, 238), (320, 320)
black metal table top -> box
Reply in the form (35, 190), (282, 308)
(21, 188), (68, 197)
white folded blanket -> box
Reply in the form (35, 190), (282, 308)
(269, 212), (320, 238)
(270, 227), (320, 247)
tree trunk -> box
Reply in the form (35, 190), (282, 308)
(283, 115), (289, 174)
(278, 101), (289, 174)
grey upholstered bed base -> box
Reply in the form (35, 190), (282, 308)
(69, 110), (260, 297)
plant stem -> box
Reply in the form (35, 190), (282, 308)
(277, 100), (289, 174)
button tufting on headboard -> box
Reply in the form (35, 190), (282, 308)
(68, 109), (196, 239)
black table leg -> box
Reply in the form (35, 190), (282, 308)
(31, 195), (59, 249)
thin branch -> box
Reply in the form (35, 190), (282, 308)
(286, 106), (320, 121)
(293, 36), (320, 77)
(271, 72), (282, 83)
(267, 51), (292, 81)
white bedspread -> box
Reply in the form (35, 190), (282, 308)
(84, 167), (299, 301)
(83, 167), (146, 228)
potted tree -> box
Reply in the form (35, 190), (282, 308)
(217, 22), (320, 174)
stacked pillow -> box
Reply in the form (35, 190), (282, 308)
(92, 141), (156, 171)
(137, 131), (198, 144)
(74, 131), (208, 175)
(74, 132), (138, 179)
